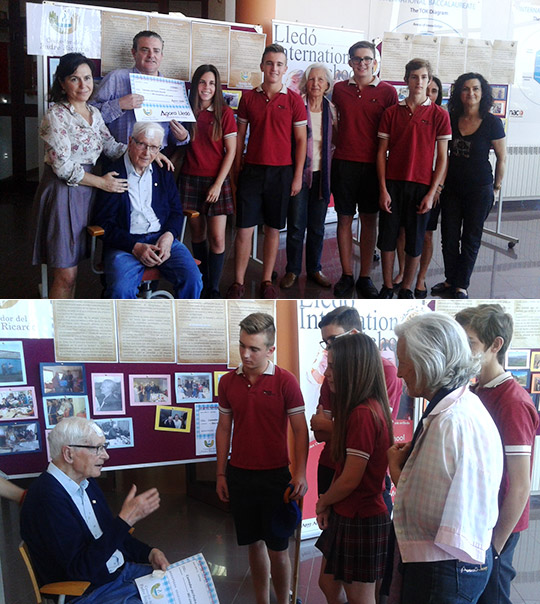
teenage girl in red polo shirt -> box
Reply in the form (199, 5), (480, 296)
(180, 64), (237, 298)
(315, 333), (393, 604)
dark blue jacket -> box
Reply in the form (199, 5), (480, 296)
(93, 155), (183, 253)
(20, 471), (152, 590)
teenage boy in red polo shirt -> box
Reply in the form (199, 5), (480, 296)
(215, 312), (308, 604)
(377, 58), (451, 299)
(331, 41), (398, 299)
(226, 44), (307, 299)
(455, 304), (539, 604)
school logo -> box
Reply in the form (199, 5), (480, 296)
(143, 108), (153, 116)
(48, 11), (79, 35)
(150, 584), (164, 599)
(240, 71), (249, 82)
(204, 439), (215, 448)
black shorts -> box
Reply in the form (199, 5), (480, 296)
(331, 159), (379, 215)
(227, 465), (292, 551)
(377, 180), (431, 257)
(236, 164), (293, 230)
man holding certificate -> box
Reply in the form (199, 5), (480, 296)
(93, 30), (190, 148)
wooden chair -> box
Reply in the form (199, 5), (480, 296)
(18, 541), (90, 604)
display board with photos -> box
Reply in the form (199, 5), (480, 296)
(0, 337), (229, 476)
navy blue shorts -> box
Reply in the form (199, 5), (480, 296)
(227, 465), (292, 551)
(236, 164), (293, 229)
(377, 180), (431, 257)
(331, 159), (380, 215)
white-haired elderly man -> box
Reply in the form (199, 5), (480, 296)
(20, 417), (169, 604)
(93, 121), (202, 298)
(385, 313), (504, 604)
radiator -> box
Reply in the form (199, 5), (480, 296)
(489, 146), (540, 200)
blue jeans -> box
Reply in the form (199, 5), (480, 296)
(285, 172), (329, 275)
(440, 184), (494, 290)
(104, 234), (202, 299)
(478, 533), (520, 604)
(401, 549), (493, 604)
(74, 562), (150, 603)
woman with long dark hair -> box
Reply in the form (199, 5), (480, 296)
(432, 72), (506, 299)
(32, 52), (128, 298)
(180, 64), (237, 298)
(315, 333), (393, 604)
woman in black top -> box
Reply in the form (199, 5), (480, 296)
(432, 72), (506, 299)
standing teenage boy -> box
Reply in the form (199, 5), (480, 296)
(331, 41), (398, 299)
(216, 313), (309, 604)
(455, 304), (539, 604)
(377, 58), (451, 299)
(226, 44), (307, 299)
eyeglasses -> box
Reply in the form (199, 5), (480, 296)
(68, 443), (109, 455)
(319, 329), (355, 350)
(131, 137), (161, 154)
(350, 56), (374, 65)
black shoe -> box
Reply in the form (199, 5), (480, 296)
(398, 288), (414, 299)
(454, 289), (469, 299)
(378, 286), (394, 299)
(355, 276), (378, 299)
(392, 280), (403, 292)
(431, 281), (452, 296)
(333, 274), (355, 298)
(414, 282), (428, 299)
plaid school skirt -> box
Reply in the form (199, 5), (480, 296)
(315, 510), (390, 583)
(180, 173), (234, 216)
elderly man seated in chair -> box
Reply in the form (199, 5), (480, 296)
(20, 417), (169, 603)
(93, 121), (202, 298)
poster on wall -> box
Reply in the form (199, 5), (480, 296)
(149, 16), (191, 81)
(0, 341), (27, 386)
(194, 403), (219, 456)
(191, 22), (230, 83)
(508, 0), (540, 145)
(368, 0), (483, 40)
(272, 20), (365, 89)
(100, 11), (148, 74)
(0, 300), (54, 339)
(229, 30), (266, 89)
(26, 2), (101, 57)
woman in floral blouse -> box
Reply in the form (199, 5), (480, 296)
(32, 52), (128, 298)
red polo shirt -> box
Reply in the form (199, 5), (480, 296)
(333, 400), (392, 518)
(318, 357), (402, 469)
(333, 77), (398, 164)
(218, 362), (305, 470)
(181, 106), (237, 177)
(378, 99), (451, 186)
(474, 373), (539, 533)
(237, 85), (307, 167)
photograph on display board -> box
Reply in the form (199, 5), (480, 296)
(213, 371), (228, 394)
(155, 405), (192, 433)
(175, 373), (212, 403)
(43, 395), (90, 429)
(532, 373), (540, 394)
(0, 387), (38, 421)
(222, 89), (242, 110)
(530, 351), (540, 371)
(91, 373), (125, 415)
(491, 84), (508, 101)
(0, 341), (27, 386)
(0, 421), (41, 455)
(509, 369), (530, 389)
(94, 418), (134, 449)
(129, 375), (171, 406)
(505, 349), (531, 370)
(40, 363), (87, 396)
(491, 100), (506, 118)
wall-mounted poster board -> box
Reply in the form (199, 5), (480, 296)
(0, 299), (275, 478)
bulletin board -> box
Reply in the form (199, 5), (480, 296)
(0, 299), (278, 478)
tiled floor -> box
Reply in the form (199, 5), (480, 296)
(1, 190), (539, 299)
(2, 465), (540, 604)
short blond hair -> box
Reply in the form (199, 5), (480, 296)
(239, 313), (275, 347)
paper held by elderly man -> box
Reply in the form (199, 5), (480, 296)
(135, 553), (219, 604)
